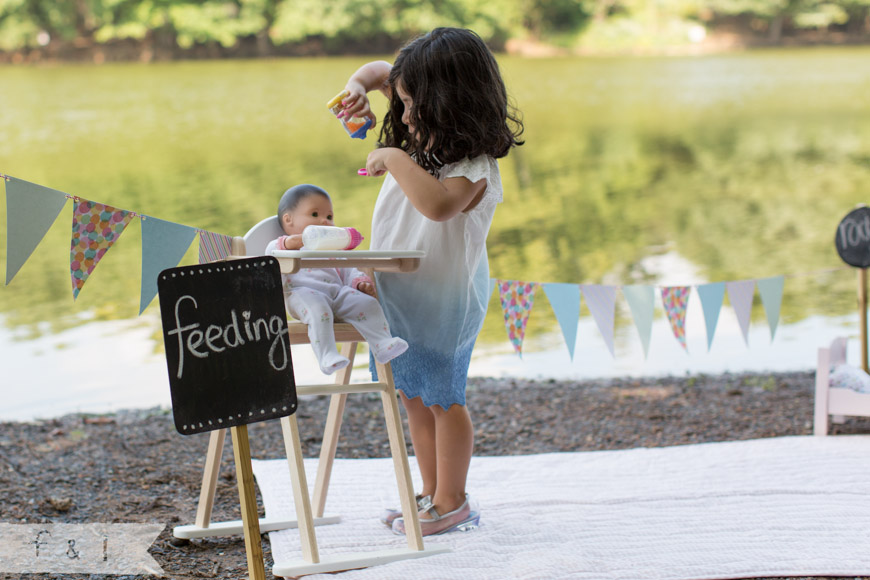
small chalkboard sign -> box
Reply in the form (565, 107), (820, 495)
(157, 256), (296, 435)
(836, 206), (870, 268)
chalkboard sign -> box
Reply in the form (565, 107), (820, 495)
(836, 206), (870, 268)
(157, 257), (296, 435)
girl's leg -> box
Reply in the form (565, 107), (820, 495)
(286, 289), (349, 374)
(399, 391), (437, 498)
(426, 402), (474, 517)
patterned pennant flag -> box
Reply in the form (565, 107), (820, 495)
(622, 285), (655, 358)
(70, 200), (134, 300)
(497, 279), (539, 357)
(4, 176), (69, 285)
(139, 217), (197, 314)
(580, 284), (617, 356)
(757, 276), (785, 341)
(198, 230), (233, 263)
(726, 280), (756, 346)
(542, 283), (580, 360)
(661, 286), (691, 352)
(697, 282), (726, 352)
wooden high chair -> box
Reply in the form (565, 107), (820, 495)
(172, 216), (445, 577)
(814, 336), (870, 435)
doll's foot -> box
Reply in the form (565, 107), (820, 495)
(371, 337), (409, 364)
(320, 353), (350, 375)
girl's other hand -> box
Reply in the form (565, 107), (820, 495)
(365, 147), (404, 177)
(282, 234), (304, 250)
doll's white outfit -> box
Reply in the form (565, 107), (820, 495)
(369, 154), (501, 409)
(266, 237), (408, 375)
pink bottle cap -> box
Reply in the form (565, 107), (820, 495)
(357, 168), (368, 176)
(344, 227), (364, 250)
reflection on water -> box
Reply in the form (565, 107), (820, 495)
(2, 49), (870, 419)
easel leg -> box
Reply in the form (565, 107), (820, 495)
(281, 414), (320, 563)
(377, 362), (424, 551)
(859, 268), (868, 372)
(195, 428), (226, 529)
(312, 342), (355, 517)
(230, 425), (266, 580)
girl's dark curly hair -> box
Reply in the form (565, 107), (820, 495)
(379, 27), (524, 174)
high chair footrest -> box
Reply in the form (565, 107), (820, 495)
(297, 382), (389, 396)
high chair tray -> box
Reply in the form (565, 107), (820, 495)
(270, 249), (424, 274)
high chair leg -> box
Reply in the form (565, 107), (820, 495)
(312, 341), (357, 517)
(377, 361), (424, 551)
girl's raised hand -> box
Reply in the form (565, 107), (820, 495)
(341, 81), (377, 128)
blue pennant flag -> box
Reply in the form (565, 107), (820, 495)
(542, 283), (580, 360)
(757, 276), (785, 341)
(140, 217), (196, 314)
(697, 282), (726, 351)
(622, 285), (655, 358)
(5, 176), (69, 285)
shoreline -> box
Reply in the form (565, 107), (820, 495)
(2, 370), (869, 579)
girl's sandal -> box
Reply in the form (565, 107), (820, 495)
(379, 494), (431, 528)
(391, 494), (480, 536)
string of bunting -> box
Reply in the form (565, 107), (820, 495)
(1, 174), (851, 358)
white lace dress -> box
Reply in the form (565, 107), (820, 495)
(369, 154), (502, 409)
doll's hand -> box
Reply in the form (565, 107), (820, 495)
(282, 235), (304, 250)
(341, 82), (377, 128)
(356, 281), (376, 297)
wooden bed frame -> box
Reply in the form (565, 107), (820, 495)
(814, 337), (870, 435)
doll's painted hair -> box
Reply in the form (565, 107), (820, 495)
(277, 184), (331, 220)
(379, 27), (524, 174)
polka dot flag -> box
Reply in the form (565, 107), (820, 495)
(70, 200), (134, 300)
(497, 279), (539, 357)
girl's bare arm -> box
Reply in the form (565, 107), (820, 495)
(365, 148), (486, 222)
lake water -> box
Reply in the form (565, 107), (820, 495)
(2, 48), (870, 421)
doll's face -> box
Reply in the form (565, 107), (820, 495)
(281, 194), (335, 235)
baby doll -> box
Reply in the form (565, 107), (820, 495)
(264, 184), (408, 374)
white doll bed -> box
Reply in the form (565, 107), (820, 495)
(814, 336), (870, 435)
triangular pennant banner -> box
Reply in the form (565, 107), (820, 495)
(696, 282), (726, 352)
(542, 283), (580, 360)
(726, 279), (756, 346)
(661, 286), (691, 352)
(622, 285), (654, 358)
(139, 217), (197, 314)
(757, 276), (785, 341)
(198, 230), (233, 263)
(4, 177), (69, 285)
(70, 199), (134, 300)
(579, 284), (616, 356)
(497, 279), (539, 357)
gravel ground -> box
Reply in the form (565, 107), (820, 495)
(1, 370), (869, 580)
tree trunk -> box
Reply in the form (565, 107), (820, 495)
(769, 12), (784, 43)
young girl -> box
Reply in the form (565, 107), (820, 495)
(340, 27), (523, 536)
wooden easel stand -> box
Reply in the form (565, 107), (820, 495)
(231, 425), (267, 580)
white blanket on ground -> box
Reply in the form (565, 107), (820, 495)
(251, 435), (870, 580)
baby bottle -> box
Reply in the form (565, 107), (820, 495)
(327, 90), (373, 139)
(302, 226), (364, 250)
